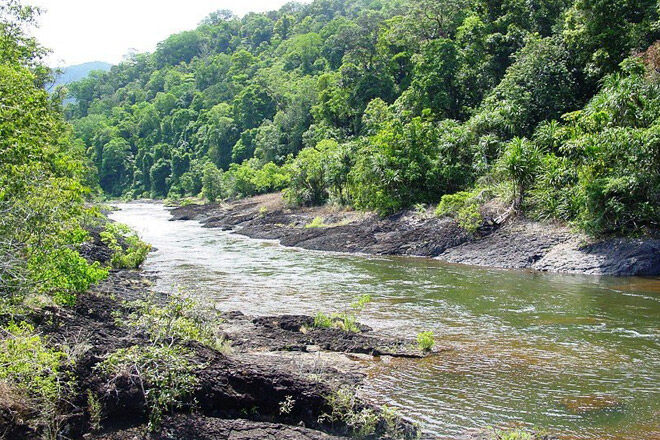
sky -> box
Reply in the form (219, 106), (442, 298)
(30, 0), (309, 67)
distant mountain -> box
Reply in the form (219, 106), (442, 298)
(50, 61), (112, 88)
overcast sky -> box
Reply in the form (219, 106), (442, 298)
(31, 0), (308, 67)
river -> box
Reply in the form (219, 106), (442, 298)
(110, 202), (660, 440)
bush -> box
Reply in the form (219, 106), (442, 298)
(202, 162), (224, 203)
(0, 321), (72, 437)
(100, 223), (151, 269)
(435, 190), (484, 233)
(284, 141), (336, 206)
(98, 344), (198, 430)
(416, 331), (434, 351)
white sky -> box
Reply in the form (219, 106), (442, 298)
(31, 0), (309, 67)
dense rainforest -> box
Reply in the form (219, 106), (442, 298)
(1, 1), (660, 438)
(65, 0), (660, 236)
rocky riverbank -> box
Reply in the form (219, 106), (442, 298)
(1, 243), (426, 439)
(169, 193), (660, 276)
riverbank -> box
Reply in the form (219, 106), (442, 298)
(2, 229), (433, 439)
(169, 193), (660, 276)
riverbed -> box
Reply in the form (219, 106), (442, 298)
(110, 202), (660, 440)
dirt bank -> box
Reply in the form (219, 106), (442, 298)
(169, 193), (660, 276)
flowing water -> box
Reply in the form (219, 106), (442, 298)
(110, 202), (660, 440)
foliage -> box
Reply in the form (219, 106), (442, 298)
(313, 294), (371, 333)
(416, 331), (434, 352)
(100, 222), (151, 269)
(0, 321), (72, 437)
(529, 59), (660, 234)
(1, 3), (107, 305)
(121, 293), (228, 351)
(98, 344), (198, 430)
(61, 0), (659, 236)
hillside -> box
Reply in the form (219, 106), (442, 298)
(65, 0), (659, 237)
(50, 60), (112, 88)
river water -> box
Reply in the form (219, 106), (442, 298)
(110, 202), (660, 440)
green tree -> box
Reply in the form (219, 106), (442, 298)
(202, 162), (224, 202)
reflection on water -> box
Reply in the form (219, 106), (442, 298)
(110, 203), (660, 440)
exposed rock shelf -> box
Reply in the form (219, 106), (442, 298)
(169, 193), (660, 276)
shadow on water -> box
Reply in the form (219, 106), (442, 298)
(110, 203), (660, 440)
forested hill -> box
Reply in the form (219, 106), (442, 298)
(50, 61), (112, 88)
(65, 0), (660, 236)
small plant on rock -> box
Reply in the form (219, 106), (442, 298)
(87, 390), (102, 432)
(312, 294), (372, 333)
(305, 216), (327, 228)
(416, 331), (434, 352)
(121, 293), (229, 352)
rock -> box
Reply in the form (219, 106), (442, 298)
(169, 194), (660, 276)
(94, 415), (347, 439)
(559, 395), (623, 415)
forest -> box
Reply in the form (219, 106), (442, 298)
(63, 0), (660, 235)
(2, 0), (660, 438)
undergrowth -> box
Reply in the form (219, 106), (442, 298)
(100, 222), (151, 269)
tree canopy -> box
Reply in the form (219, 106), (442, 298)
(63, 0), (659, 235)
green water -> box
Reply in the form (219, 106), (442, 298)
(111, 203), (660, 439)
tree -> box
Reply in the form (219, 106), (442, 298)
(149, 158), (171, 198)
(202, 162), (224, 202)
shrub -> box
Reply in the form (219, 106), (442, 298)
(496, 137), (543, 207)
(122, 294), (228, 351)
(435, 191), (475, 217)
(435, 190), (484, 233)
(416, 331), (435, 352)
(100, 223), (151, 269)
(0, 321), (72, 437)
(98, 344), (198, 430)
(456, 204), (483, 234)
(284, 141), (336, 206)
(305, 216), (327, 228)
